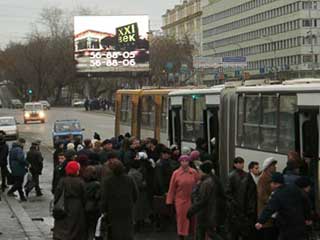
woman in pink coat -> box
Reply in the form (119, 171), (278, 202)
(166, 155), (199, 240)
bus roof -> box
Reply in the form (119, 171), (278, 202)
(237, 83), (320, 93)
(168, 86), (224, 96)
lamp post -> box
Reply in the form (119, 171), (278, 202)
(261, 35), (277, 80)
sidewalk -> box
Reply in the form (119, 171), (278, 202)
(0, 195), (28, 240)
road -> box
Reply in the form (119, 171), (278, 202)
(0, 107), (116, 147)
(0, 108), (179, 240)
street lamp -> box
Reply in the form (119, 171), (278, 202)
(261, 35), (277, 79)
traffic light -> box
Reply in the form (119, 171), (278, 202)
(27, 89), (33, 95)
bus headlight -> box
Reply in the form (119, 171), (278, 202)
(39, 111), (45, 118)
(24, 112), (30, 118)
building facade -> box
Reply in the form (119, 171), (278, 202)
(162, 0), (202, 47)
(202, 0), (320, 83)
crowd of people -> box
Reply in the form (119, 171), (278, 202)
(84, 98), (114, 111)
(0, 131), (317, 240)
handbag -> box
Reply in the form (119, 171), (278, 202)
(52, 181), (67, 219)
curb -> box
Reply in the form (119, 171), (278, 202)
(4, 195), (44, 240)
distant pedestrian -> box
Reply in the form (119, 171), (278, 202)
(257, 157), (278, 240)
(225, 157), (247, 240)
(7, 138), (27, 201)
(100, 159), (138, 240)
(256, 172), (312, 240)
(166, 155), (199, 240)
(0, 134), (9, 192)
(25, 140), (43, 197)
(53, 161), (87, 240)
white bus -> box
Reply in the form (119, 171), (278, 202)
(168, 79), (320, 210)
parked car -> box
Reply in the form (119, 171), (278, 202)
(52, 119), (84, 147)
(10, 99), (23, 109)
(0, 116), (19, 140)
(24, 102), (45, 124)
(72, 99), (85, 107)
(39, 100), (51, 110)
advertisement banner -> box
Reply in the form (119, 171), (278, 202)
(74, 16), (149, 73)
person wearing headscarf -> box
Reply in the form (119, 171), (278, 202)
(166, 155), (199, 240)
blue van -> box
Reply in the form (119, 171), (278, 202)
(52, 119), (84, 147)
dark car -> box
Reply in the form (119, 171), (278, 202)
(10, 99), (23, 109)
(52, 119), (84, 147)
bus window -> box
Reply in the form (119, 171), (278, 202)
(260, 95), (277, 151)
(182, 96), (205, 142)
(120, 95), (131, 125)
(161, 96), (168, 131)
(237, 94), (244, 146)
(278, 95), (297, 153)
(141, 96), (155, 129)
(243, 94), (260, 148)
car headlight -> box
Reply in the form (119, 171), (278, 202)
(24, 112), (30, 118)
(39, 111), (45, 118)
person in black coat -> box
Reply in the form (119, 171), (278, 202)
(225, 157), (248, 240)
(26, 141), (44, 196)
(240, 161), (260, 240)
(187, 161), (226, 240)
(0, 134), (9, 192)
(100, 159), (138, 240)
(53, 142), (64, 168)
(256, 172), (312, 240)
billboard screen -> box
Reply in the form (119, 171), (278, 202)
(74, 16), (149, 73)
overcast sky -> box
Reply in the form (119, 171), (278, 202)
(0, 0), (180, 48)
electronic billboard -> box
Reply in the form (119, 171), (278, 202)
(74, 16), (149, 73)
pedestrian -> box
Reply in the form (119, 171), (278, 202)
(255, 172), (312, 240)
(128, 159), (150, 232)
(78, 139), (93, 158)
(225, 157), (247, 240)
(283, 160), (300, 185)
(170, 144), (180, 167)
(166, 155), (199, 240)
(153, 148), (175, 231)
(7, 138), (27, 201)
(25, 140), (43, 197)
(100, 159), (138, 240)
(187, 161), (226, 240)
(240, 161), (260, 240)
(53, 161), (87, 240)
(76, 155), (90, 179)
(53, 141), (64, 168)
(122, 137), (140, 170)
(51, 152), (66, 194)
(0, 134), (9, 192)
(99, 139), (113, 164)
(257, 157), (278, 240)
(146, 138), (160, 162)
(84, 98), (89, 111)
(83, 166), (101, 240)
(190, 150), (201, 170)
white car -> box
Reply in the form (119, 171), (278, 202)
(40, 100), (51, 110)
(0, 116), (19, 140)
(72, 99), (85, 107)
(24, 102), (46, 123)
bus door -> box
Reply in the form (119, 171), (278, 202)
(168, 106), (182, 148)
(203, 107), (219, 155)
(298, 108), (319, 211)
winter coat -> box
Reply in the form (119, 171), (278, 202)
(258, 185), (311, 238)
(188, 174), (226, 228)
(225, 169), (247, 229)
(0, 141), (9, 167)
(77, 147), (92, 159)
(52, 163), (65, 194)
(53, 148), (64, 168)
(166, 166), (199, 236)
(84, 180), (101, 224)
(99, 149), (112, 164)
(283, 170), (300, 185)
(154, 159), (175, 196)
(100, 173), (138, 240)
(240, 173), (258, 236)
(53, 176), (87, 240)
(9, 143), (27, 177)
(128, 168), (150, 221)
(257, 170), (273, 228)
(26, 148), (43, 175)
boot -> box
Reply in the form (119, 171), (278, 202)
(20, 196), (27, 202)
